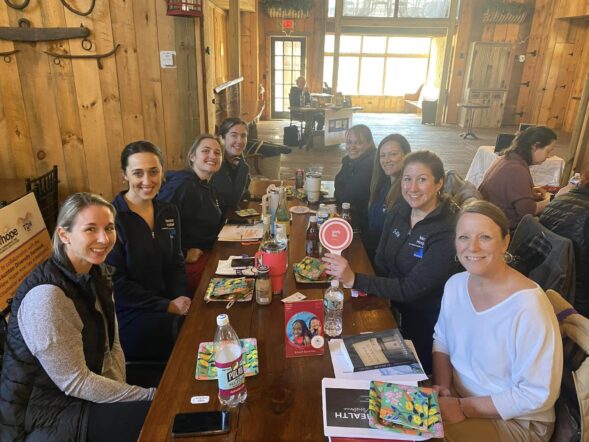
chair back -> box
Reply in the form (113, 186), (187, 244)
(509, 215), (576, 303)
(546, 289), (588, 442)
(25, 166), (59, 235)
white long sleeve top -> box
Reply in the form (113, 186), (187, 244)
(433, 272), (562, 422)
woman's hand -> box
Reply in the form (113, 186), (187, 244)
(439, 396), (466, 425)
(432, 384), (452, 397)
(185, 248), (203, 264)
(555, 183), (574, 198)
(532, 186), (547, 200)
(322, 253), (355, 287)
(168, 296), (192, 315)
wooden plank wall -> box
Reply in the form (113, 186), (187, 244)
(514, 0), (589, 131)
(0, 1), (204, 201)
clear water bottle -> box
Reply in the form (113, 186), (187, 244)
(324, 280), (344, 338)
(214, 314), (247, 407)
(317, 204), (329, 228)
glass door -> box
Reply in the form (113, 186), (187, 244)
(270, 37), (306, 119)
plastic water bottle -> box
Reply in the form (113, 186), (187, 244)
(324, 280), (344, 337)
(317, 204), (329, 228)
(214, 314), (247, 407)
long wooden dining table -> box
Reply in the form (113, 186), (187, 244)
(139, 194), (397, 441)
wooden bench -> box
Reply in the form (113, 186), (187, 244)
(404, 85), (438, 124)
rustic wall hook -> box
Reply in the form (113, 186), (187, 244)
(44, 43), (120, 69)
(81, 38), (92, 51)
(0, 49), (19, 62)
(60, 0), (96, 17)
(4, 0), (30, 10)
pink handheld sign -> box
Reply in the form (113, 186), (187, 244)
(319, 218), (353, 255)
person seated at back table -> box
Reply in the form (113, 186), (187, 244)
(289, 76), (325, 131)
(324, 151), (460, 373)
(211, 117), (251, 214)
(363, 133), (412, 263)
(540, 168), (589, 318)
(334, 124), (377, 234)
(433, 200), (562, 442)
(106, 141), (189, 364)
(478, 126), (556, 231)
(0, 193), (155, 442)
(158, 135), (224, 296)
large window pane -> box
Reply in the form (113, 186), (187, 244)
(275, 98), (283, 112)
(398, 0), (449, 18)
(328, 0), (335, 17)
(340, 35), (361, 53)
(325, 34), (334, 53)
(388, 37), (431, 54)
(362, 36), (386, 54)
(293, 41), (301, 55)
(359, 58), (384, 95)
(284, 41), (292, 55)
(384, 58), (428, 95)
(274, 42), (283, 55)
(338, 57), (360, 95)
(344, 0), (393, 17)
(274, 55), (283, 70)
(323, 56), (334, 87)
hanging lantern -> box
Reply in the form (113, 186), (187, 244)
(166, 0), (203, 17)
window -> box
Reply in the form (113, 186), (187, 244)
(323, 35), (431, 96)
(328, 0), (450, 18)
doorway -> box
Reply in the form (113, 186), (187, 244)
(270, 37), (306, 119)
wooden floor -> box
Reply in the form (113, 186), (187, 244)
(256, 113), (571, 181)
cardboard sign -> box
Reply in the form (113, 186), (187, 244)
(319, 218), (353, 255)
(0, 193), (51, 310)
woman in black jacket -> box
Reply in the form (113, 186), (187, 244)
(334, 124), (377, 233)
(157, 135), (223, 295)
(324, 151), (460, 373)
(106, 141), (189, 363)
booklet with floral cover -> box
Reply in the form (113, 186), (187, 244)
(322, 378), (426, 441)
(341, 329), (417, 372)
(284, 299), (325, 358)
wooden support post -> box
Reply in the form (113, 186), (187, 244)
(331, 0), (343, 94)
(565, 73), (589, 184)
(436, 0), (459, 126)
(228, 0), (241, 116)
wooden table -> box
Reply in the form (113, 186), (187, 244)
(457, 102), (490, 140)
(139, 198), (396, 441)
(0, 178), (27, 206)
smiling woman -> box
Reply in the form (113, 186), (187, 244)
(0, 193), (155, 441)
(106, 141), (189, 365)
(158, 135), (224, 295)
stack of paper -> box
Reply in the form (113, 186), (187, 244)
(217, 224), (264, 241)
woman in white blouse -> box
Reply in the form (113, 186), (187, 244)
(433, 200), (562, 441)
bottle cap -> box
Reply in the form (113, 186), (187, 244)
(342, 202), (350, 209)
(216, 313), (229, 326)
(309, 215), (317, 222)
(319, 203), (326, 209)
(330, 280), (339, 288)
(256, 265), (269, 275)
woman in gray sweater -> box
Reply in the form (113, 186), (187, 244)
(0, 193), (154, 442)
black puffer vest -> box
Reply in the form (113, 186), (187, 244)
(540, 187), (589, 316)
(0, 257), (116, 441)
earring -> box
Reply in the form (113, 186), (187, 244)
(503, 251), (514, 264)
(454, 255), (459, 262)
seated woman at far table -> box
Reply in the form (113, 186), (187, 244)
(106, 141), (189, 363)
(363, 133), (412, 262)
(334, 124), (377, 234)
(325, 151), (460, 373)
(158, 135), (224, 296)
(433, 200), (562, 442)
(478, 126), (556, 231)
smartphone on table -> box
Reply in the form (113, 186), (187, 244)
(171, 411), (230, 437)
(230, 257), (255, 268)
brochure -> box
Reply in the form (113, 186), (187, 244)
(342, 329), (417, 372)
(322, 378), (426, 441)
(284, 299), (325, 358)
(217, 223), (264, 241)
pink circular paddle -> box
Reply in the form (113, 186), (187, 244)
(319, 218), (353, 255)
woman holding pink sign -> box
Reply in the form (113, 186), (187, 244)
(323, 151), (460, 373)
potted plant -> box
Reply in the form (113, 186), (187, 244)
(482, 1), (534, 24)
(260, 0), (315, 19)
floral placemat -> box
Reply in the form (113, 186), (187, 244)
(195, 338), (258, 380)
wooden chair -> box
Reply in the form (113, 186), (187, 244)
(26, 165), (59, 235)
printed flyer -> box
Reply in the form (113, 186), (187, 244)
(284, 299), (325, 358)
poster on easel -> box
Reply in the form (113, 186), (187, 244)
(0, 193), (52, 310)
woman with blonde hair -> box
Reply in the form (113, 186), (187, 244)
(0, 193), (154, 441)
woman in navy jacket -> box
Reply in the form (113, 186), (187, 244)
(158, 135), (224, 295)
(106, 141), (189, 363)
(324, 151), (460, 373)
